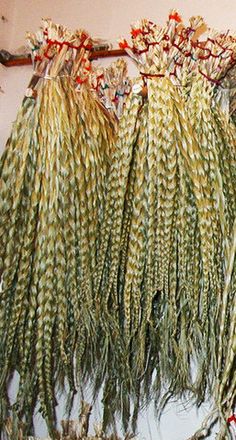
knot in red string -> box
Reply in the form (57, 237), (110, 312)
(76, 76), (87, 85)
(119, 40), (130, 49)
(169, 12), (182, 23)
(227, 415), (236, 424)
(131, 28), (143, 38)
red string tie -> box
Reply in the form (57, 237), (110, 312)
(97, 73), (104, 79)
(84, 43), (93, 50)
(227, 415), (236, 424)
(47, 39), (63, 47)
(184, 51), (192, 57)
(80, 32), (89, 42)
(199, 69), (221, 85)
(131, 28), (143, 38)
(76, 76), (87, 85)
(119, 40), (130, 49)
(35, 55), (42, 62)
(163, 34), (170, 41)
(169, 12), (182, 23)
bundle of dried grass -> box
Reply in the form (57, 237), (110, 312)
(1, 11), (235, 440)
(91, 59), (131, 119)
(183, 26), (236, 440)
(4, 401), (137, 440)
(215, 53), (236, 122)
(94, 10), (236, 437)
(0, 19), (114, 439)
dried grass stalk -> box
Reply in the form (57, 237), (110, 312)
(94, 11), (236, 438)
(0, 19), (115, 439)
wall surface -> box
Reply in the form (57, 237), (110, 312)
(3, 0), (236, 52)
(0, 0), (235, 438)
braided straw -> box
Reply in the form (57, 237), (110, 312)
(0, 18), (115, 437)
(95, 10), (236, 434)
(1, 10), (236, 439)
(92, 58), (131, 119)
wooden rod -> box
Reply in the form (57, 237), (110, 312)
(3, 56), (32, 67)
(90, 48), (127, 59)
(2, 49), (127, 67)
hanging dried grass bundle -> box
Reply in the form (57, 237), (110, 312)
(1, 11), (235, 440)
(94, 10), (236, 436)
(213, 34), (236, 122)
(90, 59), (131, 119)
(179, 22), (236, 440)
(213, 220), (236, 440)
(5, 401), (137, 440)
(0, 19), (114, 438)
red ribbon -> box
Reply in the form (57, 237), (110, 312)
(131, 28), (143, 38)
(170, 66), (178, 78)
(173, 42), (184, 54)
(198, 49), (212, 60)
(169, 12), (182, 23)
(84, 43), (93, 50)
(184, 51), (192, 58)
(198, 69), (221, 85)
(80, 32), (89, 42)
(47, 38), (63, 47)
(45, 38), (92, 52)
(35, 55), (42, 62)
(227, 415), (236, 424)
(163, 45), (170, 52)
(163, 34), (170, 41)
(76, 76), (87, 85)
(148, 41), (160, 48)
(119, 40), (130, 49)
(132, 40), (160, 55)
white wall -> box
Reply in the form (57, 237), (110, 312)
(0, 0), (234, 438)
(4, 0), (236, 53)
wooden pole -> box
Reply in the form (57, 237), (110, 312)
(1, 49), (127, 67)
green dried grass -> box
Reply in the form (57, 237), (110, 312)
(94, 12), (236, 438)
(0, 20), (115, 439)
